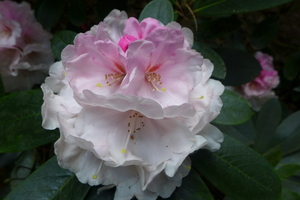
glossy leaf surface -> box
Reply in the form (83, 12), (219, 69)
(194, 0), (293, 16)
(0, 89), (59, 153)
(212, 89), (253, 125)
(51, 30), (77, 60)
(193, 42), (226, 79)
(5, 156), (90, 200)
(192, 134), (282, 200)
(139, 0), (174, 25)
(213, 48), (261, 86)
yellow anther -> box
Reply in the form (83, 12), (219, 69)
(92, 175), (98, 179)
(161, 88), (166, 91)
(121, 149), (127, 154)
(186, 166), (191, 170)
(192, 95), (205, 99)
(64, 73), (67, 76)
(96, 83), (102, 87)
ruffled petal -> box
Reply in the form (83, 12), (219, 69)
(166, 21), (193, 49)
(147, 157), (191, 198)
(44, 61), (66, 93)
(145, 29), (184, 65)
(103, 9), (128, 43)
(198, 124), (224, 151)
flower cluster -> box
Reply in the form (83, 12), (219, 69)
(241, 52), (279, 110)
(42, 10), (224, 200)
(0, 0), (54, 92)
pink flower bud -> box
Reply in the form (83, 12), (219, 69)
(118, 34), (137, 52)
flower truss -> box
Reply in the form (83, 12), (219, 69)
(41, 10), (224, 200)
(237, 51), (279, 111)
(0, 0), (54, 92)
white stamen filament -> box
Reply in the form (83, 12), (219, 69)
(96, 73), (125, 88)
(92, 160), (103, 179)
(121, 111), (144, 154)
(146, 73), (166, 92)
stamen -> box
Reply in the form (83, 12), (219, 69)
(92, 161), (103, 179)
(146, 73), (166, 92)
(96, 73), (125, 88)
(121, 111), (145, 154)
(183, 163), (191, 170)
(191, 95), (204, 99)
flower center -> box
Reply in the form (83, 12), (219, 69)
(121, 111), (145, 154)
(96, 63), (126, 88)
(0, 25), (11, 37)
(96, 73), (125, 88)
(146, 72), (166, 92)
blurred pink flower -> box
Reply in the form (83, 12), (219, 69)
(0, 0), (54, 92)
(42, 10), (224, 200)
(240, 51), (279, 110)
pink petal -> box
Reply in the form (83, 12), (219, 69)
(145, 29), (184, 66)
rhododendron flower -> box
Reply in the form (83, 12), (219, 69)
(240, 52), (279, 110)
(0, 0), (54, 92)
(41, 10), (224, 200)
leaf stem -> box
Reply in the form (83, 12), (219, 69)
(194, 0), (228, 13)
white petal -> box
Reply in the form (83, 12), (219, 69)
(198, 124), (224, 151)
(44, 61), (66, 93)
(103, 9), (128, 43)
(147, 157), (191, 198)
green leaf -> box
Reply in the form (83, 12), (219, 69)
(282, 176), (300, 194)
(213, 48), (261, 86)
(194, 0), (293, 16)
(284, 51), (300, 80)
(68, 0), (87, 26)
(281, 188), (300, 200)
(0, 152), (20, 168)
(193, 42), (226, 79)
(191, 134), (282, 200)
(36, 0), (67, 28)
(264, 148), (282, 166)
(10, 150), (35, 189)
(0, 75), (5, 97)
(139, 0), (174, 25)
(266, 111), (300, 156)
(254, 98), (282, 154)
(166, 169), (214, 200)
(5, 156), (90, 200)
(51, 30), (77, 60)
(214, 118), (256, 145)
(196, 17), (241, 40)
(214, 124), (252, 145)
(277, 164), (300, 179)
(233, 118), (256, 141)
(0, 89), (59, 153)
(280, 150), (300, 165)
(251, 15), (279, 50)
(212, 89), (253, 125)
